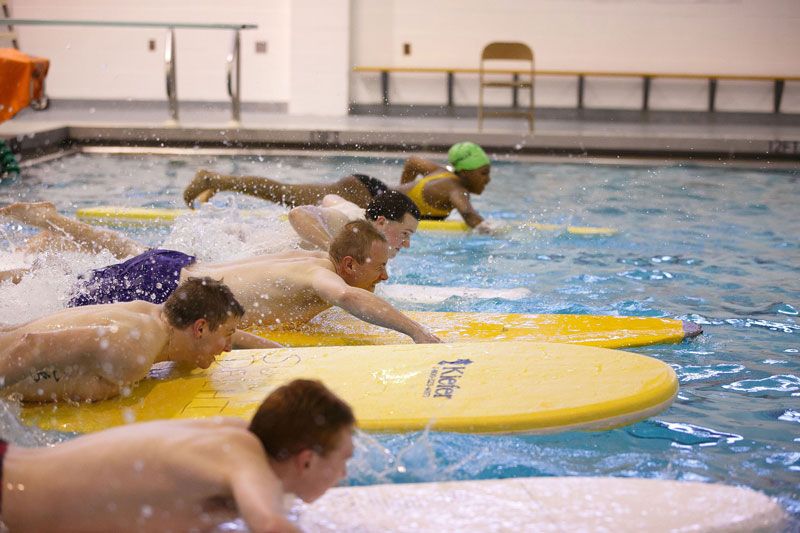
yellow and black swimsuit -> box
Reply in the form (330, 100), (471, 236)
(406, 172), (458, 220)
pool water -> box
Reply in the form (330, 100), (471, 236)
(1, 152), (798, 526)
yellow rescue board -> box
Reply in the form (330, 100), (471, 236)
(75, 206), (616, 234)
(295, 477), (788, 532)
(21, 342), (678, 435)
(249, 308), (700, 349)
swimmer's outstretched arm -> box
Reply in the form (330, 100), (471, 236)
(312, 270), (441, 344)
(448, 186), (484, 228)
(446, 186), (507, 237)
(232, 329), (282, 350)
(442, 187), (504, 237)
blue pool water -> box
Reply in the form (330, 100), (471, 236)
(1, 152), (798, 526)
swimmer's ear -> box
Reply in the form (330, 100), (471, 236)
(294, 449), (315, 471)
(192, 318), (209, 338)
(341, 256), (357, 273)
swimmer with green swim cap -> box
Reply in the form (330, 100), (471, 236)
(184, 141), (503, 235)
(448, 142), (491, 173)
(396, 141), (502, 235)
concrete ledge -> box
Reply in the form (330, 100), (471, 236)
(2, 123), (798, 163)
(62, 125), (800, 161)
(1, 127), (71, 159)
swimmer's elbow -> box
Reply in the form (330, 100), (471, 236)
(324, 287), (353, 308)
(287, 207), (308, 228)
(321, 285), (367, 312)
(321, 194), (346, 207)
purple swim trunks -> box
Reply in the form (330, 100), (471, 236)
(69, 249), (196, 307)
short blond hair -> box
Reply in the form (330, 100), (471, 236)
(329, 220), (387, 265)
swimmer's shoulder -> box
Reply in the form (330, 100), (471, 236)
(96, 301), (164, 328)
(423, 168), (465, 195)
(275, 249), (329, 260)
(185, 416), (250, 432)
(159, 417), (256, 448)
(289, 249), (331, 263)
(113, 299), (162, 315)
(179, 418), (266, 459)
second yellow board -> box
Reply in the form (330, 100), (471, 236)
(248, 308), (701, 349)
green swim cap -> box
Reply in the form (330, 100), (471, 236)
(448, 142), (490, 172)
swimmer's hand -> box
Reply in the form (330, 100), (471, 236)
(412, 329), (442, 344)
(183, 169), (219, 209)
(474, 219), (509, 237)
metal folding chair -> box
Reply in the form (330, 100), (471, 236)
(478, 42), (534, 132)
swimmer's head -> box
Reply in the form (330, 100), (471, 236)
(164, 277), (243, 367)
(365, 190), (420, 222)
(448, 142), (490, 173)
(366, 191), (420, 258)
(249, 379), (355, 502)
(164, 277), (244, 331)
(329, 220), (388, 266)
(330, 220), (389, 291)
(249, 379), (355, 459)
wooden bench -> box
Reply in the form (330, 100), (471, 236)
(354, 66), (800, 113)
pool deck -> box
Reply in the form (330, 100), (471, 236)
(2, 100), (800, 164)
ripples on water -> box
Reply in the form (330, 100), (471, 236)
(1, 154), (798, 527)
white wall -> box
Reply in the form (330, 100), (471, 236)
(289, 0), (350, 115)
(7, 0), (800, 114)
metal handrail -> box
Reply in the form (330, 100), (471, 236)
(226, 29), (241, 124)
(3, 19), (256, 30)
(5, 19), (257, 123)
(165, 28), (178, 122)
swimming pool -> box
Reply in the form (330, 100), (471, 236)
(1, 151), (798, 527)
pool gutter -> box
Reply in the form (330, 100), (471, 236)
(3, 122), (800, 166)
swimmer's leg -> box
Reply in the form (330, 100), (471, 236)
(19, 231), (82, 255)
(0, 202), (146, 259)
(185, 170), (375, 208)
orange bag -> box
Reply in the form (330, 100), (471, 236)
(0, 48), (49, 122)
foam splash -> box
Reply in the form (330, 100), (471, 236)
(163, 205), (301, 262)
(0, 399), (73, 447)
(0, 246), (120, 324)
